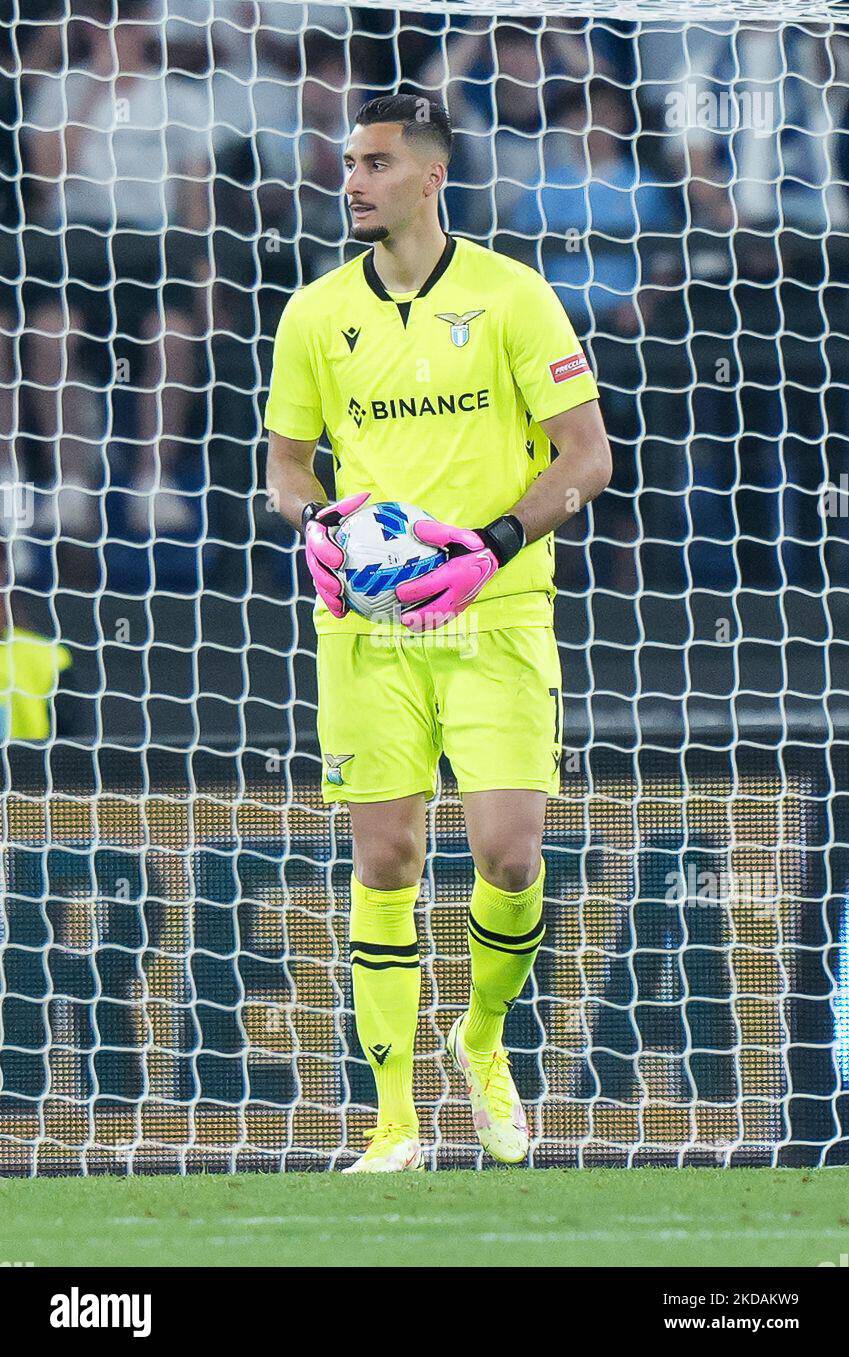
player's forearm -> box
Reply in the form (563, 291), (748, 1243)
(266, 433), (325, 533)
(510, 405), (612, 544)
(510, 444), (610, 543)
(267, 463), (327, 532)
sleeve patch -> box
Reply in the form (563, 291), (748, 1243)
(549, 353), (590, 384)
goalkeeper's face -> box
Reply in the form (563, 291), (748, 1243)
(343, 123), (444, 243)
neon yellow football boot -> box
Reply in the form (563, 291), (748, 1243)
(447, 1015), (529, 1164)
(342, 1124), (424, 1174)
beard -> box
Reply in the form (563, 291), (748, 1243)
(351, 222), (390, 243)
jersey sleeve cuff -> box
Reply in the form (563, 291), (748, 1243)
(264, 412), (325, 440)
(529, 375), (600, 424)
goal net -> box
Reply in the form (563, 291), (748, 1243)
(1, 0), (848, 1174)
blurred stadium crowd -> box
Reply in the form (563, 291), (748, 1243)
(0, 0), (848, 745)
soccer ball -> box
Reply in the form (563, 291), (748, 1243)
(334, 500), (446, 622)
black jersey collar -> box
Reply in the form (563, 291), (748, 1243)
(362, 232), (457, 302)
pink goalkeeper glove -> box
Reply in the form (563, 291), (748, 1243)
(303, 491), (370, 618)
(395, 515), (526, 633)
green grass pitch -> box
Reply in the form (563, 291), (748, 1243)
(2, 1168), (848, 1267)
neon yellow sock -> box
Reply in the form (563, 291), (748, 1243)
(465, 861), (545, 1054)
(350, 874), (421, 1132)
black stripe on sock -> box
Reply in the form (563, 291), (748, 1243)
(465, 933), (544, 957)
(467, 912), (546, 948)
(349, 939), (419, 957)
(350, 957), (421, 971)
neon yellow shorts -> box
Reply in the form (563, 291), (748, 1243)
(316, 625), (563, 803)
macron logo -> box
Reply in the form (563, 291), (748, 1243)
(549, 353), (590, 384)
(50, 1288), (151, 1339)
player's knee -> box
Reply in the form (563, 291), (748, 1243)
(475, 838), (541, 894)
(355, 827), (424, 891)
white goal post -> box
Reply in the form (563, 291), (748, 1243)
(0, 0), (847, 1173)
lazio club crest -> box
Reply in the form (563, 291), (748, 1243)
(436, 309), (485, 347)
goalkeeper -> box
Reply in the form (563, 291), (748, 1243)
(266, 94), (611, 1172)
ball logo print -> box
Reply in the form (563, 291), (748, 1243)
(373, 502), (410, 540)
(334, 501), (446, 621)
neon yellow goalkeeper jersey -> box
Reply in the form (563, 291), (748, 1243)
(264, 233), (599, 634)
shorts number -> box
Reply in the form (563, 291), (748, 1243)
(549, 686), (562, 767)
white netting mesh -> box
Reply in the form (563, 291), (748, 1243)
(0, 1), (847, 1173)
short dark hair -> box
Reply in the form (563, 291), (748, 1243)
(354, 94), (453, 165)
